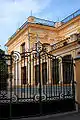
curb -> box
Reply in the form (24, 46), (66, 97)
(13, 102), (79, 120)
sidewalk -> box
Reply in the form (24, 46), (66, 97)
(13, 111), (80, 120)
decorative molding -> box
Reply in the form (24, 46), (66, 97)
(74, 56), (80, 60)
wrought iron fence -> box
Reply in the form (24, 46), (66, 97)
(0, 48), (75, 102)
(0, 43), (75, 119)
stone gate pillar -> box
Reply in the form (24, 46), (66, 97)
(74, 56), (80, 110)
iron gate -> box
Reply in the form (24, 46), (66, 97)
(0, 43), (75, 119)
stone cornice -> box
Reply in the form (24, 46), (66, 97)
(74, 56), (80, 60)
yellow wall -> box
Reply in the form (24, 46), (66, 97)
(7, 29), (29, 54)
(75, 58), (80, 105)
(5, 15), (80, 87)
(58, 18), (80, 39)
(6, 16), (80, 55)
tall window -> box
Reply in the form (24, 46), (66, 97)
(35, 65), (39, 85)
(42, 62), (47, 85)
(62, 55), (73, 84)
(21, 66), (26, 84)
(52, 59), (59, 84)
(21, 42), (25, 53)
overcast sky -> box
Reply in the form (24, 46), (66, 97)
(0, 0), (80, 51)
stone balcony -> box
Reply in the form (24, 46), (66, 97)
(51, 33), (80, 51)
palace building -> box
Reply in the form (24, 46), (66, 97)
(5, 9), (80, 87)
(0, 9), (80, 118)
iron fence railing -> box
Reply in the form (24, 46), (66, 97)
(0, 45), (75, 119)
(34, 17), (55, 27)
(0, 48), (75, 103)
(9, 9), (80, 41)
(9, 17), (55, 40)
(61, 9), (80, 24)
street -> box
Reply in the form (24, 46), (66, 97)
(13, 112), (80, 120)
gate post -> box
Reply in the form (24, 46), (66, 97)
(38, 52), (42, 114)
(36, 39), (42, 115)
(74, 56), (80, 111)
(10, 54), (13, 119)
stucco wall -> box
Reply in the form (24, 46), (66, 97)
(7, 29), (29, 54)
(75, 57), (80, 105)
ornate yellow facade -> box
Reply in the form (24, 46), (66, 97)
(6, 10), (80, 58)
(5, 9), (80, 86)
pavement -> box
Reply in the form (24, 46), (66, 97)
(13, 111), (80, 120)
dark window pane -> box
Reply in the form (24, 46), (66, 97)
(21, 66), (26, 84)
(35, 65), (39, 85)
(62, 55), (73, 84)
(21, 43), (25, 53)
(52, 59), (59, 84)
(42, 62), (47, 85)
